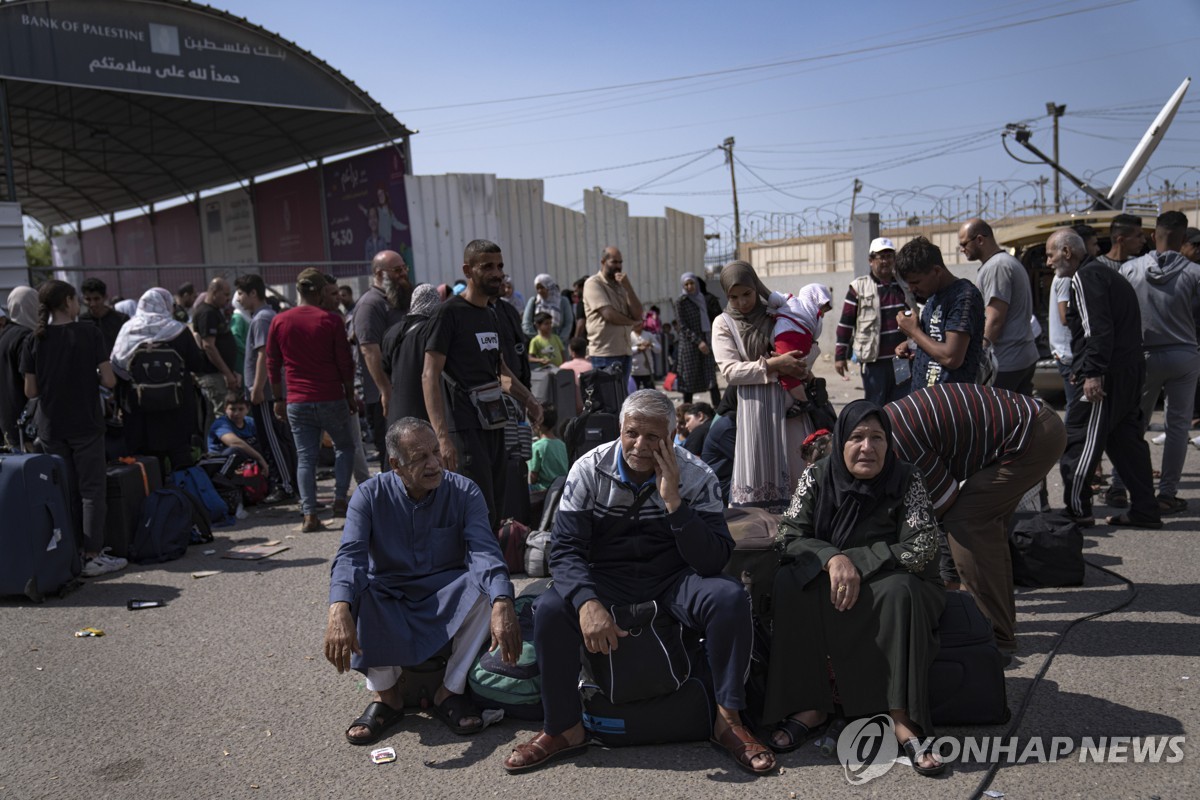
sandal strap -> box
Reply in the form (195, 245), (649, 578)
(507, 732), (568, 767)
(718, 723), (772, 761)
(773, 716), (812, 747)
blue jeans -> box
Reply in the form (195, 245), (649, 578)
(287, 400), (356, 515)
(590, 355), (632, 387)
(861, 358), (908, 405)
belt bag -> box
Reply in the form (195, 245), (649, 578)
(467, 381), (509, 430)
(587, 600), (691, 704)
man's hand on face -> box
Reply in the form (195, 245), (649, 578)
(652, 437), (682, 513)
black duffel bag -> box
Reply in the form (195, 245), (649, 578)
(1009, 511), (1085, 588)
(587, 600), (691, 704)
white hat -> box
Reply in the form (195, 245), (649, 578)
(869, 237), (896, 254)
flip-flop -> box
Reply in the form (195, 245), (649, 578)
(345, 700), (404, 746)
(1157, 496), (1187, 515)
(769, 715), (828, 753)
(433, 692), (484, 735)
(1104, 514), (1163, 530)
(504, 731), (591, 774)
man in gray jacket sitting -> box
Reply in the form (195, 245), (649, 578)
(1117, 211), (1200, 515)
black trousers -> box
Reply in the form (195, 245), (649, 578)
(252, 401), (296, 495)
(994, 362), (1036, 396)
(452, 426), (507, 532)
(365, 401), (388, 472)
(1059, 364), (1159, 522)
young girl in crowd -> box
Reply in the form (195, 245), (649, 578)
(528, 312), (565, 368)
(19, 280), (125, 577)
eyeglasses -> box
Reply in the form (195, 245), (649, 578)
(958, 235), (979, 251)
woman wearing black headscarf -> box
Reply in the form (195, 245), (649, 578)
(762, 400), (946, 777)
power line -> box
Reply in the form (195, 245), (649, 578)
(394, 0), (1132, 114)
(536, 149), (713, 180)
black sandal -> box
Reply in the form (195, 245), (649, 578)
(770, 715), (828, 753)
(902, 737), (946, 777)
(433, 692), (483, 735)
(345, 700), (404, 746)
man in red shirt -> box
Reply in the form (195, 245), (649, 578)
(267, 269), (358, 532)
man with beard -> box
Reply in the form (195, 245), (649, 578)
(583, 247), (643, 386)
(422, 240), (543, 529)
(355, 250), (411, 471)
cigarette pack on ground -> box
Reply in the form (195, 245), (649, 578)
(221, 544), (290, 561)
(370, 747), (396, 764)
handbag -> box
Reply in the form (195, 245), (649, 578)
(1009, 512), (1084, 587)
(663, 372), (678, 392)
(587, 600), (692, 704)
(443, 372), (508, 431)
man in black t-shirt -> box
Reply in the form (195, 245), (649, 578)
(423, 239), (543, 529)
(192, 276), (241, 433)
(79, 277), (129, 353)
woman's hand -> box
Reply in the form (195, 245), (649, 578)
(768, 351), (807, 378)
(826, 554), (861, 612)
(697, 341), (710, 355)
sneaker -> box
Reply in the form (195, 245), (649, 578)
(262, 488), (290, 505)
(82, 548), (128, 577)
(1191, 435), (1200, 451)
(1151, 433), (1167, 445)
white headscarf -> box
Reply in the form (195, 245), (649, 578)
(795, 283), (833, 339)
(533, 273), (562, 328)
(114, 298), (138, 317)
(680, 272), (711, 333)
(7, 286), (38, 329)
(110, 288), (187, 371)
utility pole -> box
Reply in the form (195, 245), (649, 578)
(1046, 102), (1066, 212)
(849, 178), (863, 221)
(721, 137), (741, 255)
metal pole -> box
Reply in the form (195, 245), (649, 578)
(0, 80), (18, 203)
(1047, 102), (1066, 213)
(722, 137), (740, 256)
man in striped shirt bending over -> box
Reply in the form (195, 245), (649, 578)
(885, 383), (1065, 656)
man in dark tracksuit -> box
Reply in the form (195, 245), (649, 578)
(1050, 229), (1162, 528)
(504, 390), (774, 776)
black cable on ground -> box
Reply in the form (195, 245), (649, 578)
(965, 559), (1138, 800)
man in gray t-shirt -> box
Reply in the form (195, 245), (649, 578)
(353, 250), (410, 470)
(960, 218), (1039, 394)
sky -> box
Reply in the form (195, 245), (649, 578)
(54, 0), (1200, 241)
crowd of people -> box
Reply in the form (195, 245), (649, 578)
(5, 212), (1200, 778)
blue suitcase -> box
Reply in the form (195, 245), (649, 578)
(0, 453), (81, 601)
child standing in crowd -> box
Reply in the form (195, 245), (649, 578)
(527, 407), (568, 492)
(529, 312), (565, 368)
(629, 320), (660, 390)
(19, 280), (125, 577)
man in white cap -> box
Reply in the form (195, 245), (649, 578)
(833, 236), (916, 404)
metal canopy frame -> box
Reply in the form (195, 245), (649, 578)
(0, 0), (412, 226)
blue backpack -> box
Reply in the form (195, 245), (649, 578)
(131, 488), (196, 563)
(171, 466), (232, 526)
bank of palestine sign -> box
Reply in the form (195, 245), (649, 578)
(0, 0), (372, 113)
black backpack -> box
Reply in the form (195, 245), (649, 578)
(131, 487), (208, 563)
(579, 364), (628, 415)
(563, 411), (619, 465)
(127, 342), (187, 412)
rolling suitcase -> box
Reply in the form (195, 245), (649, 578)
(104, 462), (147, 559)
(929, 590), (1010, 725)
(0, 453), (81, 601)
(530, 368), (577, 426)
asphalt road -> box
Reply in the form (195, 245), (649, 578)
(2, 379), (1197, 799)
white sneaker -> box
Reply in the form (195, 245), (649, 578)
(1191, 435), (1200, 451)
(1152, 433), (1166, 445)
(82, 548), (128, 577)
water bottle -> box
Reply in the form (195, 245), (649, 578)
(818, 716), (848, 758)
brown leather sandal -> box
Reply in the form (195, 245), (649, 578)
(503, 731), (590, 774)
(710, 722), (777, 775)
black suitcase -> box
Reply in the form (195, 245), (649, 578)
(722, 507), (780, 621)
(929, 590), (1009, 725)
(0, 453), (81, 601)
(579, 364), (628, 415)
(581, 674), (715, 746)
(105, 462), (147, 559)
(530, 368), (577, 425)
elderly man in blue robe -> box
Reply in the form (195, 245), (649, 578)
(324, 417), (520, 745)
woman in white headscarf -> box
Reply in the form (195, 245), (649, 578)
(113, 288), (207, 476)
(521, 273), (574, 343)
(0, 286), (39, 448)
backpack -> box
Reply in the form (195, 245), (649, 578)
(1009, 511), (1084, 587)
(495, 518), (530, 575)
(127, 342), (187, 412)
(171, 466), (231, 526)
(563, 411), (620, 464)
(467, 595), (544, 721)
(579, 364), (628, 415)
(524, 528), (552, 578)
(131, 488), (199, 563)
